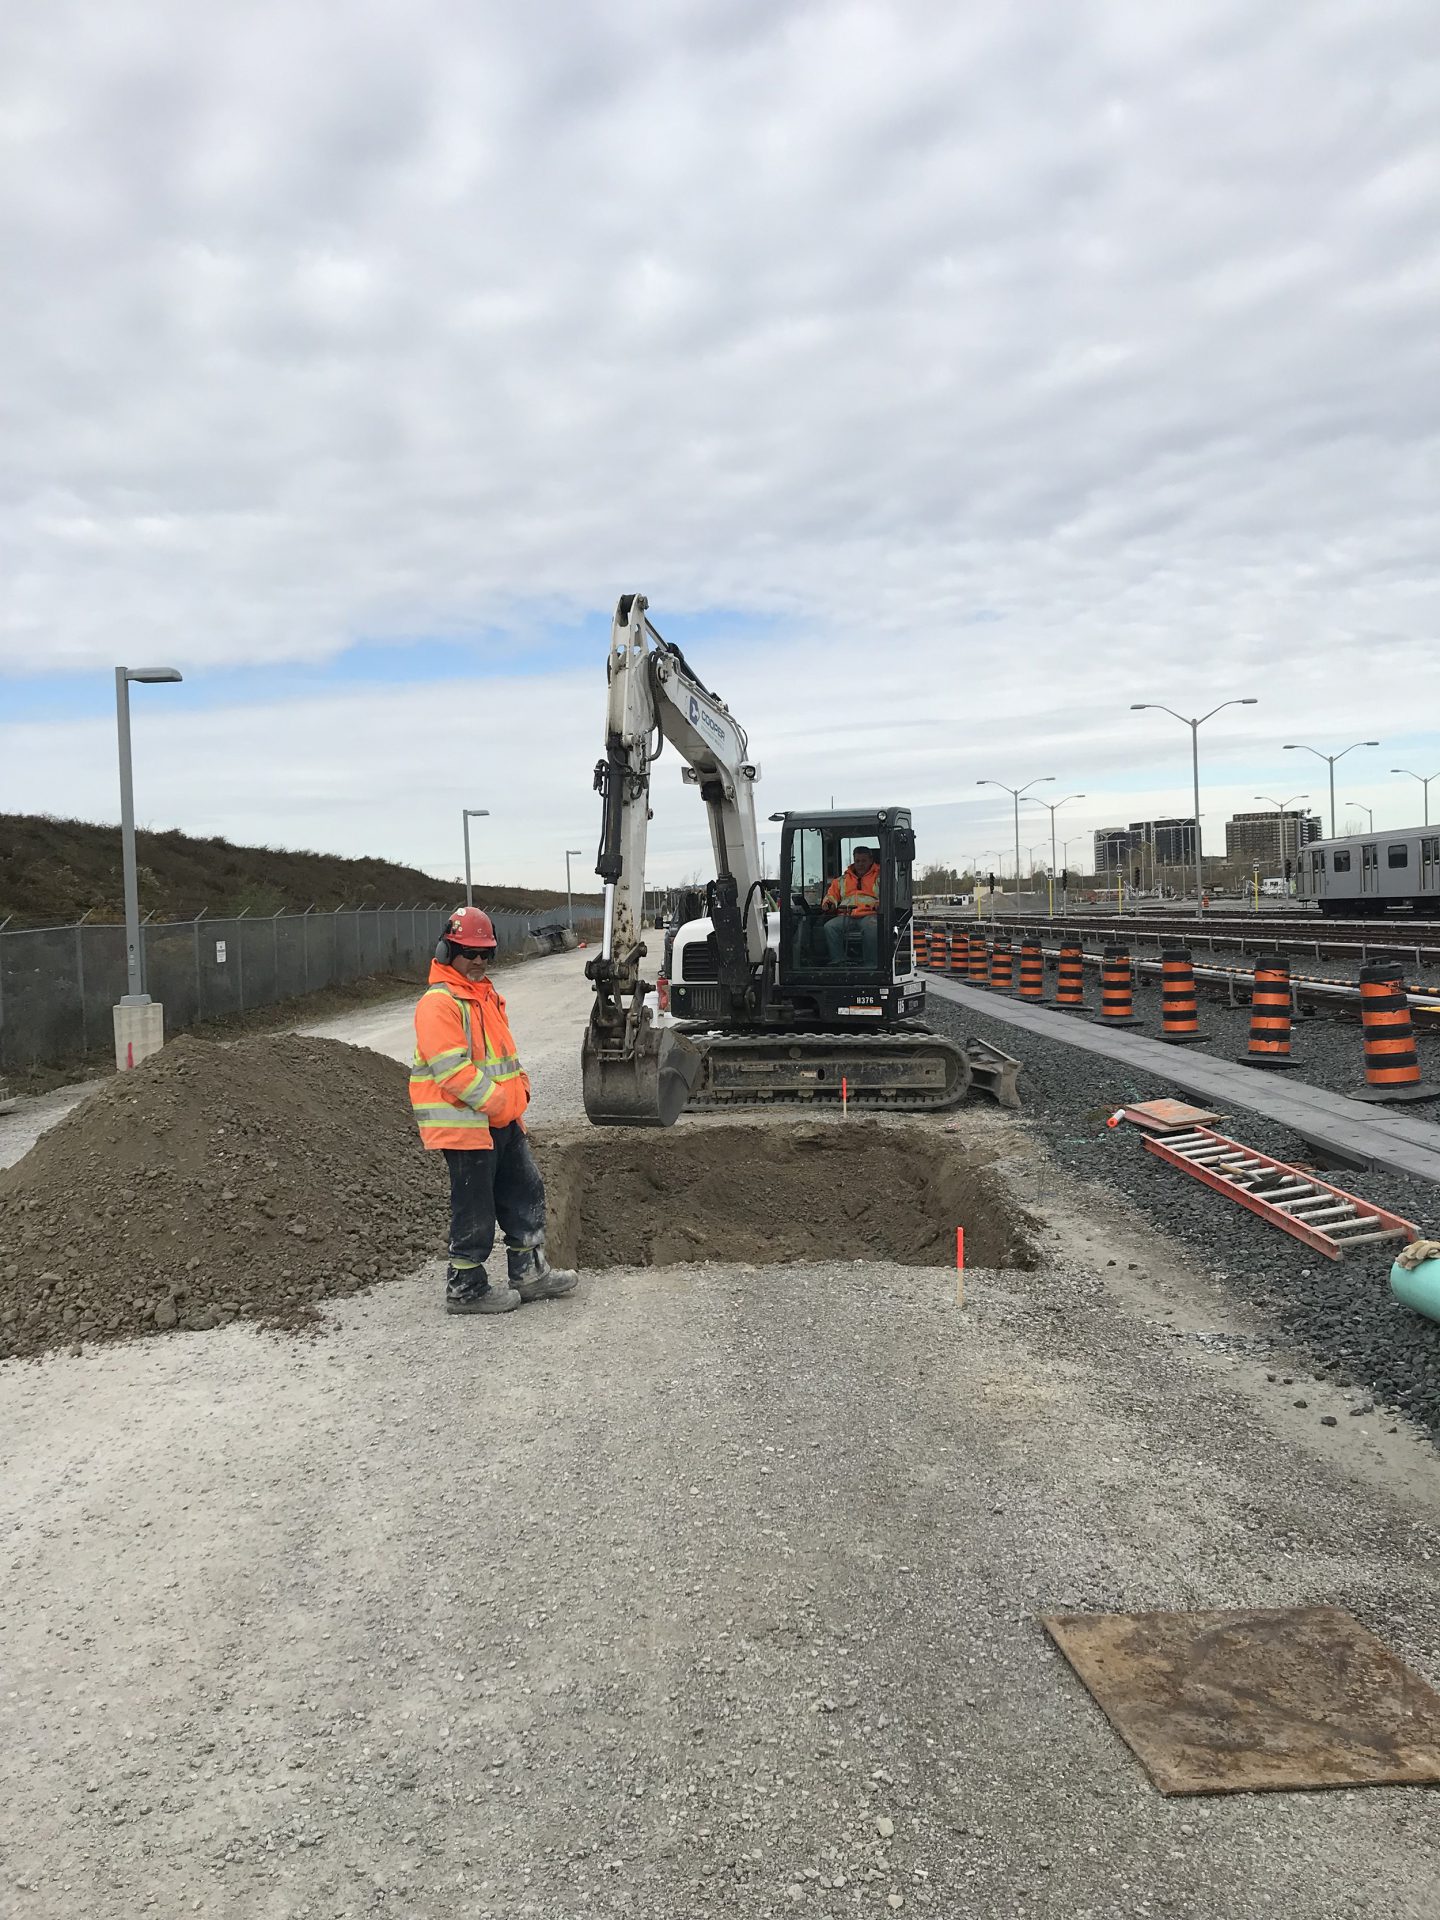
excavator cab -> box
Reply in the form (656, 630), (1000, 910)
(774, 808), (926, 1027)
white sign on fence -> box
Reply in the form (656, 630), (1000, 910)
(215, 941), (227, 963)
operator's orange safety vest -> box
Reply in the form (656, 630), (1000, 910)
(410, 961), (530, 1150)
(824, 863), (880, 917)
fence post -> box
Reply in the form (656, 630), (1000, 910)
(75, 922), (89, 1054)
(236, 907), (248, 1011)
(302, 905), (313, 991)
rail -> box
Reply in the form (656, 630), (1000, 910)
(965, 911), (1440, 971)
(915, 924), (1440, 1028)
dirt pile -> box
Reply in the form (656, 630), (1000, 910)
(536, 1121), (1037, 1271)
(0, 1033), (445, 1360)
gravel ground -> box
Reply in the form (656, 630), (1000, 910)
(930, 992), (1440, 1441)
(5, 951), (1440, 1917)
(6, 1216), (1440, 1918)
(1104, 971), (1440, 1114)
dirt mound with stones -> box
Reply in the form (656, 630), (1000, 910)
(0, 1033), (445, 1360)
(538, 1121), (1037, 1271)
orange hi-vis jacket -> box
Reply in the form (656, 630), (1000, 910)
(410, 961), (530, 1150)
(824, 863), (880, 917)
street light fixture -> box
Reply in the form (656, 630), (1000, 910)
(1022, 791), (1086, 915)
(1131, 698), (1259, 918)
(564, 848), (583, 930)
(1282, 740), (1379, 838)
(115, 665), (183, 1002)
(976, 775), (1054, 905)
(1390, 766), (1440, 828)
(1255, 793), (1308, 888)
(461, 808), (490, 905)
(1347, 801), (1374, 832)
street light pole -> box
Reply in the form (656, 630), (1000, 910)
(1347, 801), (1374, 832)
(1255, 793), (1308, 889)
(1023, 791), (1086, 916)
(1131, 698), (1259, 918)
(115, 665), (183, 1000)
(1390, 766), (1440, 828)
(1282, 740), (1379, 838)
(977, 775), (1055, 908)
(462, 808), (490, 905)
(564, 847), (583, 930)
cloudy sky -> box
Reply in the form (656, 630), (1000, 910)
(3, 0), (1440, 889)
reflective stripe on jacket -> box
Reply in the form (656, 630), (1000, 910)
(824, 864), (880, 917)
(410, 961), (530, 1151)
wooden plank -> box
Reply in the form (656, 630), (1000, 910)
(930, 976), (1440, 1189)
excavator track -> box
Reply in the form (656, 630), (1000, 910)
(676, 1027), (1021, 1114)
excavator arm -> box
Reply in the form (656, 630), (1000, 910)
(583, 592), (765, 1126)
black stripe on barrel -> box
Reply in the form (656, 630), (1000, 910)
(1095, 944), (1142, 1027)
(1018, 939), (1045, 1001)
(1159, 948), (1206, 1045)
(1354, 959), (1438, 1104)
(1241, 960), (1296, 1069)
(1056, 940), (1086, 1009)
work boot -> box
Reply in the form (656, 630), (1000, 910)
(445, 1266), (521, 1315)
(507, 1240), (580, 1303)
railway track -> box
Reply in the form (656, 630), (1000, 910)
(915, 923), (1440, 1029)
(968, 910), (1440, 970)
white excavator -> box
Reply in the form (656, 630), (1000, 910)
(581, 593), (1018, 1126)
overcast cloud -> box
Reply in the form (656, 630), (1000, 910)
(3, 0), (1440, 884)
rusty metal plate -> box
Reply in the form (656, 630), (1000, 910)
(1118, 1098), (1222, 1133)
(1043, 1606), (1440, 1795)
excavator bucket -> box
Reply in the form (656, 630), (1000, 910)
(582, 1015), (703, 1127)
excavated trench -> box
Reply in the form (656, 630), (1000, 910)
(535, 1121), (1037, 1272)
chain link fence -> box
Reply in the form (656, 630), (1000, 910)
(0, 902), (601, 1075)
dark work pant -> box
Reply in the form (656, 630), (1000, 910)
(443, 1126), (548, 1273)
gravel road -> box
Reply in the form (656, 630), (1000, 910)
(4, 951), (1440, 1917)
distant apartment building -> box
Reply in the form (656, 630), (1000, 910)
(1225, 810), (1322, 871)
(1093, 827), (1135, 874)
(1093, 817), (1199, 876)
(1136, 817), (1199, 867)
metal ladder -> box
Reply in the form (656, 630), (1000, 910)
(1142, 1126), (1418, 1260)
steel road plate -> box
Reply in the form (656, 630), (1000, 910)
(1118, 1098), (1222, 1133)
(1043, 1606), (1440, 1796)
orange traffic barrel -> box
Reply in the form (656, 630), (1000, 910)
(1355, 960), (1438, 1103)
(989, 938), (1014, 991)
(1096, 944), (1142, 1027)
(1018, 938), (1045, 1000)
(1160, 948), (1206, 1045)
(968, 935), (990, 984)
(949, 928), (970, 976)
(1056, 940), (1086, 1009)
(1241, 960), (1296, 1068)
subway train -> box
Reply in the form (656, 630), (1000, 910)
(1294, 826), (1440, 915)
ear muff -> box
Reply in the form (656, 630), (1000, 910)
(434, 937), (452, 963)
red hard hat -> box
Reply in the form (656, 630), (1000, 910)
(444, 905), (497, 950)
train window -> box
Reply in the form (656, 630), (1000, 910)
(1332, 849), (1351, 873)
(1388, 843), (1410, 868)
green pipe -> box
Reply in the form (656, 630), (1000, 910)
(1390, 1256), (1440, 1326)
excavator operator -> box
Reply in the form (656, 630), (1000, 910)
(822, 845), (880, 967)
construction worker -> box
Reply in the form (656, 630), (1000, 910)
(410, 906), (578, 1315)
(822, 845), (880, 967)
